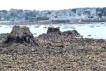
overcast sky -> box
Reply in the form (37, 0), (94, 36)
(0, 0), (106, 10)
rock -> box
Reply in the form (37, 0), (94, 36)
(38, 28), (81, 46)
(62, 30), (80, 37)
(2, 25), (39, 46)
(47, 27), (80, 37)
(47, 27), (61, 34)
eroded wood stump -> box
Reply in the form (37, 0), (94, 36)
(47, 27), (61, 34)
(2, 25), (39, 46)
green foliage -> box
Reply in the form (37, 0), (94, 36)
(71, 9), (76, 13)
(37, 17), (49, 20)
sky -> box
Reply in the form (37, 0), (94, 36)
(0, 0), (106, 10)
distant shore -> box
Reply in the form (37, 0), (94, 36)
(0, 20), (105, 25)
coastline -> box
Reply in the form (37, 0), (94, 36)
(0, 20), (105, 25)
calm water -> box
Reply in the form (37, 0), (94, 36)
(0, 23), (106, 39)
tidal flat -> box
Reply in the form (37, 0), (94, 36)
(0, 24), (106, 71)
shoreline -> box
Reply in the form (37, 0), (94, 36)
(0, 21), (105, 25)
(0, 23), (106, 40)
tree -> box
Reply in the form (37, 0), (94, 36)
(37, 16), (49, 21)
(71, 9), (76, 13)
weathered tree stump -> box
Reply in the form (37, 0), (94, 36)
(2, 25), (39, 46)
(47, 27), (61, 34)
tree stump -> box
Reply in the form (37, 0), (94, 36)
(2, 25), (39, 46)
(47, 27), (61, 34)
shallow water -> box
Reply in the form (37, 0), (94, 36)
(0, 23), (106, 39)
